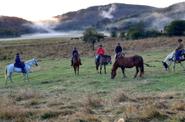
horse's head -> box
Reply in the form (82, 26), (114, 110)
(107, 56), (112, 64)
(162, 61), (168, 71)
(111, 69), (116, 79)
(104, 55), (112, 64)
(33, 58), (38, 66)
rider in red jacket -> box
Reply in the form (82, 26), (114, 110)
(96, 44), (105, 55)
(96, 44), (105, 62)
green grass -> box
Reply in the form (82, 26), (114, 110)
(1, 48), (185, 96)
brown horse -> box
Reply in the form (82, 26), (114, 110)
(96, 55), (112, 74)
(72, 53), (81, 75)
(111, 55), (144, 79)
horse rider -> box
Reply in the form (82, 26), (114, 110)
(71, 47), (82, 66)
(14, 53), (26, 73)
(115, 43), (123, 59)
(96, 44), (105, 63)
(175, 39), (184, 62)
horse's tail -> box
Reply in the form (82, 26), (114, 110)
(140, 57), (144, 74)
(5, 67), (7, 80)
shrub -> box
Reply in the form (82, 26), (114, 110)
(165, 20), (185, 36)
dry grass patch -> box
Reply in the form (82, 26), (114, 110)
(0, 97), (36, 122)
(140, 104), (168, 121)
(171, 100), (185, 111)
(113, 91), (135, 103)
(83, 95), (104, 109)
(66, 112), (101, 122)
(13, 88), (42, 101)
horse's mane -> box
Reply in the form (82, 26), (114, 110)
(25, 58), (34, 63)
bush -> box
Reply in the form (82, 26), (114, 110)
(165, 20), (185, 36)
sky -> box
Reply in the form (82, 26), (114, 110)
(0, 0), (184, 21)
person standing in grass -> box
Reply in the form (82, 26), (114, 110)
(175, 39), (184, 62)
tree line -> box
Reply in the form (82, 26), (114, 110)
(83, 20), (185, 47)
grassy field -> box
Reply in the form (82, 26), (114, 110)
(0, 37), (185, 122)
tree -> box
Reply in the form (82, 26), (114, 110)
(164, 20), (185, 36)
(111, 30), (117, 38)
(83, 27), (104, 50)
(126, 21), (145, 40)
(119, 31), (126, 38)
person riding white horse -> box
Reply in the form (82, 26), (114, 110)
(5, 57), (38, 84)
(162, 39), (185, 71)
(14, 53), (26, 73)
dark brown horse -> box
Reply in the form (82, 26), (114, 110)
(111, 55), (144, 79)
(72, 53), (81, 75)
(96, 55), (112, 74)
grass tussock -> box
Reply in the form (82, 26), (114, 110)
(113, 91), (132, 103)
(171, 100), (185, 111)
(41, 111), (61, 120)
(0, 99), (35, 122)
(14, 88), (41, 101)
(67, 112), (101, 122)
(83, 95), (104, 109)
(140, 104), (168, 121)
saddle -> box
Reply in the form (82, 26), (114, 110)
(14, 62), (26, 73)
(115, 52), (125, 59)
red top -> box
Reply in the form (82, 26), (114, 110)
(96, 47), (105, 55)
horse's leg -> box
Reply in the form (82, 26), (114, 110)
(77, 66), (79, 75)
(74, 66), (76, 75)
(100, 64), (102, 74)
(134, 67), (139, 78)
(9, 73), (13, 83)
(26, 73), (30, 82)
(23, 73), (27, 81)
(173, 62), (176, 72)
(104, 65), (106, 74)
(96, 63), (99, 73)
(5, 74), (9, 85)
(180, 62), (185, 71)
(121, 67), (126, 78)
(139, 67), (143, 78)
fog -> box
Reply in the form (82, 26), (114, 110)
(0, 31), (83, 41)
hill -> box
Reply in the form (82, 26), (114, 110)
(54, 2), (185, 31)
(0, 16), (48, 38)
(54, 3), (156, 31)
(107, 2), (185, 30)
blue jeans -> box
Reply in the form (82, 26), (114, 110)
(175, 50), (183, 61)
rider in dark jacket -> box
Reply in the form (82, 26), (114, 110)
(71, 47), (82, 66)
(115, 43), (123, 59)
(14, 53), (26, 73)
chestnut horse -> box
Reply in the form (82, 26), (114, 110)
(111, 55), (144, 79)
(72, 53), (81, 75)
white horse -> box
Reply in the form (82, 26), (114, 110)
(162, 50), (185, 71)
(5, 58), (38, 84)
